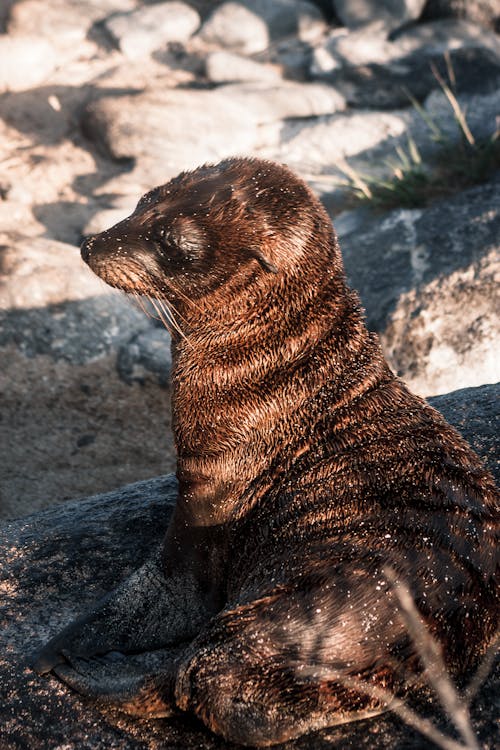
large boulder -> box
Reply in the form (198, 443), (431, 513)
(321, 45), (500, 109)
(333, 0), (427, 32)
(104, 2), (200, 60)
(0, 384), (498, 749)
(0, 36), (56, 93)
(338, 175), (500, 396)
(81, 81), (345, 184)
(311, 18), (500, 74)
(421, 0), (500, 30)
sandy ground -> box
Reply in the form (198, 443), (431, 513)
(0, 347), (176, 518)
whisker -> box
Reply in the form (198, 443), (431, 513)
(131, 292), (156, 320)
(160, 275), (205, 316)
(150, 295), (186, 341)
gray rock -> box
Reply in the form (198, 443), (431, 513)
(0, 36), (56, 93)
(422, 0), (500, 30)
(311, 18), (500, 74)
(311, 21), (398, 74)
(271, 108), (414, 204)
(242, 0), (327, 41)
(0, 236), (175, 517)
(333, 0), (427, 31)
(390, 16), (500, 56)
(382, 247), (499, 397)
(105, 2), (200, 60)
(0, 238), (148, 365)
(319, 45), (500, 109)
(117, 325), (172, 386)
(339, 176), (500, 396)
(205, 50), (282, 83)
(430, 384), (500, 474)
(199, 2), (270, 54)
(81, 82), (345, 183)
(0, 385), (498, 748)
(272, 86), (499, 208)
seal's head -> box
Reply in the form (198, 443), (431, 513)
(80, 158), (341, 314)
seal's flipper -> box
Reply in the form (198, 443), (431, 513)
(33, 554), (209, 675)
(172, 585), (400, 746)
(53, 648), (181, 718)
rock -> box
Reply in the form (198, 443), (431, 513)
(104, 2), (200, 60)
(83, 207), (136, 237)
(390, 17), (500, 56)
(272, 86), (499, 205)
(0, 229), (160, 398)
(8, 0), (136, 46)
(430, 384), (500, 473)
(0, 0), (14, 32)
(339, 175), (500, 396)
(333, 0), (427, 31)
(0, 237), (174, 516)
(270, 108), (411, 203)
(205, 50), (282, 83)
(421, 0), (500, 31)
(383, 248), (499, 398)
(423, 86), (500, 143)
(0, 238), (148, 364)
(242, 0), (327, 41)
(312, 21), (395, 73)
(0, 384), (498, 747)
(311, 18), (500, 74)
(0, 238), (105, 311)
(271, 37), (314, 80)
(117, 325), (172, 386)
(81, 81), (345, 183)
(0, 36), (56, 92)
(199, 2), (270, 55)
(320, 45), (500, 109)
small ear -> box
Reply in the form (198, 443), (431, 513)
(249, 246), (278, 274)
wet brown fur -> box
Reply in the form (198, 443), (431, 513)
(36, 158), (498, 746)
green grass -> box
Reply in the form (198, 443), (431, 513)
(344, 134), (500, 210)
(338, 58), (500, 211)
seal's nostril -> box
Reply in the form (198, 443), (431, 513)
(80, 236), (94, 263)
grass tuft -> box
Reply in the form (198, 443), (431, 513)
(338, 55), (500, 211)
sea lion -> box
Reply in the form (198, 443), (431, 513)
(34, 157), (498, 746)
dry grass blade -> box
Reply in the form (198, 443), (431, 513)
(444, 50), (456, 91)
(402, 85), (443, 140)
(383, 567), (480, 750)
(464, 631), (499, 703)
(335, 159), (373, 199)
(325, 672), (470, 750)
(429, 63), (475, 147)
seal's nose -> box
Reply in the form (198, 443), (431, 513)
(80, 235), (95, 263)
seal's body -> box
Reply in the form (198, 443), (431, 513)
(35, 158), (498, 746)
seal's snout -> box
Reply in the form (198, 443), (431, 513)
(80, 235), (95, 264)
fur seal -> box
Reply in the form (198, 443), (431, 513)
(34, 157), (498, 746)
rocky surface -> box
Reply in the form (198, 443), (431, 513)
(0, 1), (499, 523)
(0, 384), (498, 750)
(421, 0), (500, 30)
(338, 174), (500, 396)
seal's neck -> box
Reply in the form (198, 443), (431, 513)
(169, 264), (390, 526)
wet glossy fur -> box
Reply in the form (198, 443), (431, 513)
(34, 158), (498, 746)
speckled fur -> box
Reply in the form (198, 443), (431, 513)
(35, 158), (498, 746)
